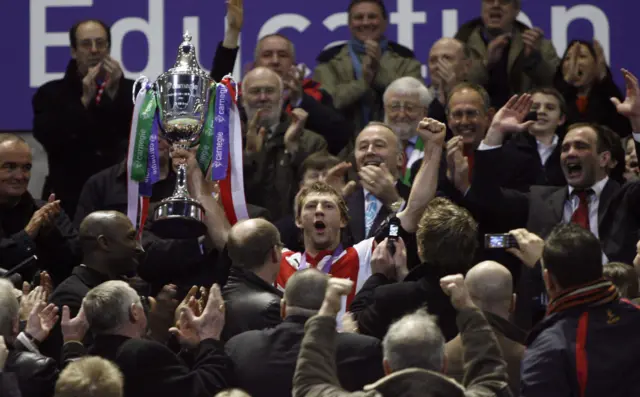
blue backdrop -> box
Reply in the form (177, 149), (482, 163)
(1, 0), (635, 130)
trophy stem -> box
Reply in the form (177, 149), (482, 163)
(173, 163), (190, 199)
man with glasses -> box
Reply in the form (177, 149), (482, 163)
(455, 0), (559, 108)
(33, 19), (134, 220)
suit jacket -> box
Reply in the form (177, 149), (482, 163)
(3, 348), (58, 397)
(63, 334), (231, 397)
(346, 181), (411, 244)
(350, 264), (460, 342)
(221, 266), (283, 341)
(468, 142), (640, 328)
(226, 315), (384, 397)
(445, 311), (525, 397)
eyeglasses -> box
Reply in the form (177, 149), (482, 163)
(386, 102), (421, 116)
(449, 109), (482, 121)
(78, 38), (109, 51)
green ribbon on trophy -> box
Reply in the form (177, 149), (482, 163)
(196, 83), (218, 175)
(130, 90), (158, 182)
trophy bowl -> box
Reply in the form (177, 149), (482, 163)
(149, 32), (214, 240)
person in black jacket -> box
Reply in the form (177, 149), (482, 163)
(351, 197), (479, 342)
(63, 280), (231, 397)
(221, 218), (283, 341)
(0, 134), (79, 285)
(39, 211), (144, 363)
(555, 39), (632, 137)
(32, 19), (134, 219)
(0, 279), (59, 397)
(226, 268), (383, 397)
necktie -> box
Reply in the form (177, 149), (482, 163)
(364, 192), (379, 237)
(570, 190), (592, 230)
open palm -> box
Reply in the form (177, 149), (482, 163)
(492, 94), (534, 134)
(611, 69), (640, 119)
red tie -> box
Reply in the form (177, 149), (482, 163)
(571, 190), (591, 230)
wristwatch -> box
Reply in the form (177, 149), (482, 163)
(388, 199), (405, 213)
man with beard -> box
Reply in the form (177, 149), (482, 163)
(39, 211), (143, 362)
(314, 0), (422, 141)
(242, 67), (328, 221)
(33, 19), (134, 219)
(0, 134), (78, 285)
(348, 123), (409, 243)
(276, 118), (445, 310)
(382, 77), (433, 185)
(467, 69), (640, 328)
(455, 0), (559, 108)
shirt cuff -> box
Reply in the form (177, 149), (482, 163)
(633, 132), (640, 142)
(478, 141), (502, 151)
(17, 332), (40, 354)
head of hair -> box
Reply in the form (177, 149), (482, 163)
(446, 82), (491, 114)
(528, 86), (568, 116)
(416, 198), (478, 274)
(295, 181), (350, 225)
(600, 125), (626, 182)
(242, 66), (284, 93)
(69, 19), (111, 50)
(83, 280), (141, 335)
(348, 0), (388, 20)
(0, 279), (18, 339)
(227, 219), (281, 271)
(255, 33), (296, 61)
(283, 269), (329, 314)
(565, 122), (611, 154)
(603, 262), (639, 299)
(542, 224), (603, 289)
(383, 77), (434, 108)
(358, 121), (404, 153)
(382, 309), (445, 372)
(298, 152), (341, 181)
(54, 356), (124, 397)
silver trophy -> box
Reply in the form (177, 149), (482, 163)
(149, 32), (213, 239)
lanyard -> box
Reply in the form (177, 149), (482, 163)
(299, 244), (344, 274)
(95, 75), (110, 105)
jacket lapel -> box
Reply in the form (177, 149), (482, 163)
(598, 179), (620, 230)
(548, 186), (568, 224)
(347, 188), (366, 243)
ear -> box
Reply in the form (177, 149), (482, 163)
(280, 299), (286, 320)
(130, 303), (142, 323)
(509, 293), (517, 314)
(558, 114), (566, 127)
(542, 268), (554, 296)
(383, 358), (392, 375)
(96, 235), (109, 251)
(270, 246), (280, 264)
(70, 47), (77, 60)
(599, 150), (612, 169)
(295, 215), (303, 229)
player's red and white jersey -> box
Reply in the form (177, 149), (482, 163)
(275, 238), (376, 308)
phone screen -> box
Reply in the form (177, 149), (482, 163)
(389, 224), (399, 238)
(489, 235), (507, 248)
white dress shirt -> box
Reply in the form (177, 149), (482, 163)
(536, 134), (559, 165)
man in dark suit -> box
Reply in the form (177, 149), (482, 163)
(225, 268), (383, 397)
(221, 218), (284, 341)
(467, 70), (640, 327)
(39, 211), (144, 362)
(348, 122), (409, 243)
(445, 261), (525, 397)
(64, 280), (231, 397)
(351, 197), (479, 342)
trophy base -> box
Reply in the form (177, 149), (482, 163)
(151, 197), (207, 239)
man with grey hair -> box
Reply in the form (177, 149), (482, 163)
(241, 66), (328, 221)
(62, 279), (232, 396)
(0, 278), (59, 397)
(293, 275), (510, 397)
(226, 268), (383, 397)
(382, 77), (433, 184)
(445, 261), (525, 396)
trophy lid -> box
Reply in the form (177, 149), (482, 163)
(169, 31), (206, 75)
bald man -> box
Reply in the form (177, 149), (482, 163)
(221, 219), (284, 341)
(445, 261), (525, 396)
(225, 268), (383, 397)
(241, 67), (328, 222)
(0, 133), (79, 284)
(40, 211), (144, 360)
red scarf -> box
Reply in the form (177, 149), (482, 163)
(546, 278), (619, 316)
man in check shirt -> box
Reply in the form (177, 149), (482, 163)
(275, 117), (446, 307)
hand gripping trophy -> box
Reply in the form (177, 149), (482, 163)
(126, 32), (246, 239)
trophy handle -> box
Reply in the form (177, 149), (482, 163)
(132, 76), (150, 104)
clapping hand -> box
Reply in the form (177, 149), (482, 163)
(284, 108), (308, 155)
(485, 94), (534, 146)
(25, 302), (59, 343)
(170, 283), (226, 345)
(25, 194), (61, 239)
(323, 162), (357, 198)
(611, 69), (640, 130)
(61, 306), (89, 343)
(445, 136), (470, 193)
(522, 28), (544, 58)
